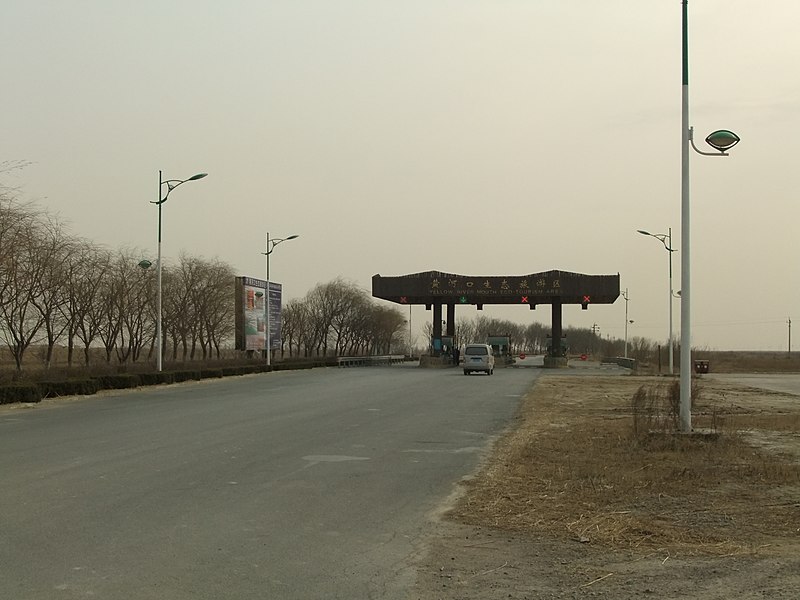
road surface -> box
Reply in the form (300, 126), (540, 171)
(0, 364), (539, 599)
(708, 373), (800, 396)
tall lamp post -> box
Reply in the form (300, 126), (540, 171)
(151, 170), (207, 372)
(408, 306), (413, 357)
(621, 289), (630, 358)
(262, 233), (299, 366)
(679, 0), (739, 432)
(637, 228), (676, 375)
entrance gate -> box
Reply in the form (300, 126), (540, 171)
(372, 270), (620, 366)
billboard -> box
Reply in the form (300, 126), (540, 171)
(234, 276), (283, 351)
(267, 281), (282, 350)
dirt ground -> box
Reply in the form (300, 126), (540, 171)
(411, 371), (800, 599)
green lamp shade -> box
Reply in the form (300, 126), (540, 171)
(705, 130), (740, 151)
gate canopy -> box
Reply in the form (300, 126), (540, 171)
(372, 270), (620, 307)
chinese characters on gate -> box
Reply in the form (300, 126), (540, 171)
(421, 276), (562, 300)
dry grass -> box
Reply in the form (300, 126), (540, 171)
(691, 351), (800, 373)
(450, 376), (800, 556)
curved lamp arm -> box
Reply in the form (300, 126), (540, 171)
(152, 172), (208, 206)
(637, 229), (676, 253)
(263, 234), (299, 256)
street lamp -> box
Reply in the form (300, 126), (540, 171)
(262, 233), (298, 366)
(621, 289), (630, 358)
(637, 228), (676, 375)
(680, 0), (739, 432)
(407, 306), (413, 357)
(151, 170), (207, 372)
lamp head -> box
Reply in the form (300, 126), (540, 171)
(705, 130), (740, 152)
(637, 230), (651, 236)
(188, 173), (208, 181)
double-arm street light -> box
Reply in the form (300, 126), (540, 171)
(262, 233), (299, 366)
(151, 170), (207, 372)
(679, 0), (739, 432)
(638, 228), (676, 375)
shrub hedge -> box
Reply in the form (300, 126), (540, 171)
(0, 384), (42, 404)
(138, 372), (176, 386)
(0, 358), (342, 405)
(38, 379), (100, 398)
(200, 368), (224, 379)
(172, 370), (202, 383)
(93, 374), (141, 390)
(220, 366), (240, 377)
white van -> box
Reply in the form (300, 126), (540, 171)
(462, 344), (495, 375)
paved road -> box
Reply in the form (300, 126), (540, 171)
(0, 364), (539, 599)
(708, 373), (800, 396)
(513, 354), (632, 375)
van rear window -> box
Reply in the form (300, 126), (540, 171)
(465, 346), (488, 356)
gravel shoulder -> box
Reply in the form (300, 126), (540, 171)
(411, 371), (800, 599)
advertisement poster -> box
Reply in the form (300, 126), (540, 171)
(268, 281), (282, 350)
(243, 280), (266, 351)
(234, 276), (283, 351)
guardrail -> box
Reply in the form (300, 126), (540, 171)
(336, 355), (406, 368)
(601, 356), (637, 370)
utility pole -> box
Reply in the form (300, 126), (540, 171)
(789, 317), (792, 356)
(622, 289), (630, 358)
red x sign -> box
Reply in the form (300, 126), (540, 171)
(583, 295), (591, 304)
(521, 296), (528, 303)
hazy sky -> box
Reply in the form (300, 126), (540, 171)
(3, 1), (798, 351)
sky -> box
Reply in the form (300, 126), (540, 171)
(2, 1), (798, 351)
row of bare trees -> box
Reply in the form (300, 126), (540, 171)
(281, 278), (407, 358)
(425, 314), (668, 364)
(0, 190), (408, 370)
(0, 196), (236, 370)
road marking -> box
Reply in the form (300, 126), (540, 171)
(302, 455), (371, 464)
(402, 446), (482, 454)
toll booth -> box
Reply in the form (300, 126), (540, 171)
(546, 335), (568, 358)
(486, 335), (511, 361)
(441, 335), (454, 357)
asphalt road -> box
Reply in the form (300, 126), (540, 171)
(708, 373), (800, 396)
(0, 364), (539, 599)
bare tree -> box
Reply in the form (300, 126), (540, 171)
(93, 249), (147, 364)
(366, 305), (406, 354)
(110, 250), (152, 364)
(292, 299), (320, 358)
(166, 254), (201, 361)
(194, 257), (235, 359)
(455, 319), (477, 348)
(28, 219), (75, 368)
(156, 254), (235, 362)
(281, 298), (305, 358)
(305, 279), (365, 356)
(70, 245), (113, 366)
(0, 198), (48, 370)
(285, 279), (406, 358)
(303, 280), (342, 356)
